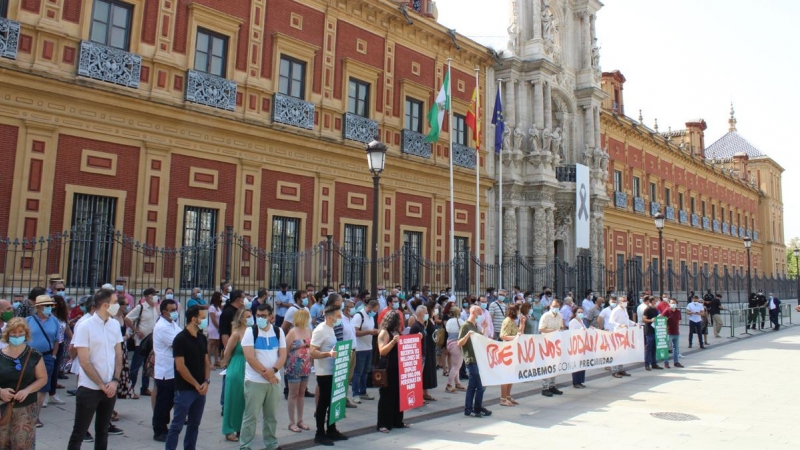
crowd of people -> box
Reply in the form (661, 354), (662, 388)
(0, 277), (795, 450)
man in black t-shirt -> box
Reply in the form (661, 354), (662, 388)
(165, 306), (210, 450)
(755, 291), (768, 329)
(708, 294), (724, 338)
(642, 299), (662, 371)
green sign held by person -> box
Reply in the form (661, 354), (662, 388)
(329, 340), (353, 426)
(655, 316), (669, 361)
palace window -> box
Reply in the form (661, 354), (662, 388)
(347, 78), (370, 118)
(454, 236), (469, 291)
(0, 0), (9, 18)
(279, 55), (306, 99)
(613, 170), (623, 192)
(453, 114), (468, 146)
(678, 193), (684, 211)
(270, 216), (301, 288)
(665, 188), (671, 207)
(404, 231), (423, 289)
(90, 0), (133, 50)
(180, 206), (218, 289)
(712, 204), (716, 221)
(341, 224), (367, 292)
(701, 200), (706, 217)
(194, 28), (228, 77)
(649, 182), (657, 202)
(690, 197), (696, 214)
(68, 194), (117, 288)
(632, 176), (641, 198)
(405, 98), (424, 133)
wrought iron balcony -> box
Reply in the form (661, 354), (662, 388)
(739, 227), (746, 238)
(633, 197), (645, 213)
(650, 201), (660, 216)
(713, 220), (720, 233)
(665, 206), (675, 221)
(77, 40), (142, 88)
(753, 231), (758, 242)
(691, 214), (699, 227)
(679, 210), (688, 224)
(556, 165), (576, 182)
(722, 222), (729, 234)
(701, 217), (709, 230)
(272, 93), (314, 129)
(614, 191), (627, 208)
(746, 229), (751, 239)
(452, 142), (476, 169)
(401, 129), (431, 158)
(185, 70), (237, 111)
(0, 17), (21, 60)
(343, 113), (378, 143)
(731, 225), (737, 237)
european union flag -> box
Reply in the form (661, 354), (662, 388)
(491, 89), (504, 154)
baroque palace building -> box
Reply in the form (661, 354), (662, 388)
(600, 71), (786, 292)
(0, 0), (495, 291)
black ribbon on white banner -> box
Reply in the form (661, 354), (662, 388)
(578, 183), (589, 220)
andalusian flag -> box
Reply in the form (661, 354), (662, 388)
(465, 87), (481, 150)
(425, 71), (450, 143)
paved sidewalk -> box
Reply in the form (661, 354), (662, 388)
(36, 321), (798, 449)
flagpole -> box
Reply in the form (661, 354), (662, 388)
(447, 59), (455, 292)
(474, 68), (481, 297)
(497, 79), (504, 291)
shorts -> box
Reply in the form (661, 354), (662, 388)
(286, 375), (309, 384)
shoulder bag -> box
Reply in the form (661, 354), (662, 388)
(0, 348), (34, 425)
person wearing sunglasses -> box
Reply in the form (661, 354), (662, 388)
(0, 317), (49, 449)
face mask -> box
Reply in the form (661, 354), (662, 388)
(525, 297), (532, 303)
(106, 303), (120, 316)
(392, 302), (399, 309)
(1, 311), (13, 322)
(9, 336), (26, 347)
(243, 299), (252, 309)
(670, 303), (677, 310)
(551, 309), (558, 315)
(228, 286), (233, 293)
(79, 305), (87, 313)
(423, 314), (429, 321)
(116, 285), (124, 292)
(621, 302), (629, 308)
(398, 293), (405, 300)
(256, 317), (269, 329)
(165, 294), (174, 300)
(196, 292), (203, 299)
(475, 315), (484, 324)
(169, 311), (179, 322)
(42, 306), (53, 317)
(56, 290), (66, 297)
(368, 311), (377, 318)
(12, 302), (20, 310)
(198, 317), (209, 330)
(480, 303), (487, 310)
(609, 302), (617, 308)
(340, 288), (347, 293)
(322, 296), (329, 305)
(333, 318), (342, 327)
(499, 295), (507, 303)
(577, 313), (585, 320)
(340, 303), (345, 311)
(301, 298), (309, 307)
(404, 314), (410, 321)
(124, 304), (131, 312)
(462, 302), (469, 308)
(415, 294), (421, 299)
(246, 317), (255, 327)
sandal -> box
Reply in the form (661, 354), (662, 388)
(400, 423), (411, 428)
(111, 412), (120, 422)
(288, 424), (301, 433)
(225, 433), (239, 442)
(508, 396), (519, 405)
(612, 373), (623, 379)
(297, 421), (310, 431)
(455, 385), (466, 391)
(445, 385), (456, 393)
(442, 371), (449, 377)
(423, 394), (437, 401)
(500, 398), (514, 407)
(131, 393), (140, 399)
(378, 427), (390, 433)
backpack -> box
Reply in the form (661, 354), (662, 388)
(251, 323), (283, 343)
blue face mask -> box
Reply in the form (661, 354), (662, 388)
(198, 318), (209, 330)
(56, 290), (66, 297)
(196, 292), (203, 299)
(42, 306), (52, 317)
(392, 302), (399, 309)
(243, 299), (252, 310)
(480, 303), (487, 310)
(368, 311), (377, 318)
(115, 285), (125, 292)
(322, 296), (329, 305)
(246, 317), (255, 327)
(79, 305), (87, 313)
(12, 302), (20, 310)
(9, 336), (26, 347)
(165, 294), (174, 300)
(256, 317), (269, 329)
(169, 312), (179, 322)
(398, 293), (406, 300)
(462, 302), (469, 308)
(333, 319), (342, 327)
(301, 298), (309, 307)
(423, 314), (429, 321)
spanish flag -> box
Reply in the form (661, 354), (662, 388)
(464, 87), (481, 151)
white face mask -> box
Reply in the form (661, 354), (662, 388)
(107, 303), (120, 316)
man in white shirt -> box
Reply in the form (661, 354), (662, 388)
(151, 299), (182, 442)
(539, 288), (553, 311)
(376, 285), (387, 311)
(608, 296), (636, 378)
(686, 295), (706, 349)
(282, 290), (310, 334)
(560, 297), (574, 328)
(240, 303), (287, 450)
(538, 299), (564, 397)
(582, 290), (595, 314)
(351, 300), (378, 402)
(124, 287), (161, 397)
(636, 296), (651, 325)
(310, 303), (347, 446)
(598, 297), (617, 331)
(274, 283), (293, 328)
(67, 289), (123, 450)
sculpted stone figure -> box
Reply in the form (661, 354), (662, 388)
(503, 124), (513, 152)
(542, 1), (555, 42)
(582, 145), (593, 166)
(591, 38), (601, 68)
(528, 125), (541, 153)
(513, 127), (525, 152)
(541, 127), (553, 153)
(551, 127), (563, 158)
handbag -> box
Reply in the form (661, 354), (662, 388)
(0, 348), (34, 425)
(371, 356), (389, 388)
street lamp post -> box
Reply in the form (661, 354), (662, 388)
(366, 140), (387, 299)
(744, 237), (752, 299)
(794, 247), (799, 305)
(654, 212), (665, 297)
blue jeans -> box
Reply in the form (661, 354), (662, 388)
(645, 334), (655, 366)
(129, 349), (150, 393)
(351, 350), (372, 397)
(464, 363), (485, 415)
(165, 389), (206, 450)
(669, 335), (680, 364)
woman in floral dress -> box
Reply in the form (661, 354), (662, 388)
(285, 309), (312, 433)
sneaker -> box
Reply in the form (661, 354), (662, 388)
(345, 399), (358, 408)
(674, 362), (685, 368)
(652, 365), (663, 370)
(304, 390), (315, 398)
(549, 386), (563, 395)
(542, 389), (553, 397)
(35, 420), (43, 428)
(465, 411), (482, 418)
(42, 397), (48, 408)
(664, 362), (670, 368)
(326, 430), (349, 441)
(619, 371), (632, 377)
(314, 435), (335, 446)
(67, 388), (78, 396)
(153, 434), (167, 442)
(351, 396), (361, 404)
(108, 424), (124, 435)
(359, 393), (374, 400)
(645, 366), (652, 371)
(49, 395), (65, 405)
(479, 408), (492, 416)
(83, 432), (94, 443)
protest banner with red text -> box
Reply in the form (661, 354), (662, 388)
(469, 327), (644, 386)
(397, 334), (424, 411)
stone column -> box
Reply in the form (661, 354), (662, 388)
(503, 207), (518, 258)
(505, 79), (518, 131)
(546, 207), (555, 263)
(532, 207), (547, 266)
(584, 106), (594, 150)
(533, 80), (544, 129)
(594, 106), (601, 150)
(519, 206), (533, 258)
(582, 12), (592, 69)
(544, 82), (553, 129)
(518, 82), (532, 132)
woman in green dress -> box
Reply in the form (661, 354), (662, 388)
(221, 308), (253, 442)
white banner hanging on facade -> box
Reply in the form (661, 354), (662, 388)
(575, 163), (591, 248)
(469, 328), (644, 386)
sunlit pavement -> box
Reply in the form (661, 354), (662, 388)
(36, 320), (799, 449)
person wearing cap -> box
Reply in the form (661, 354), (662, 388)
(113, 277), (134, 307)
(45, 276), (64, 296)
(26, 294), (60, 428)
(124, 287), (160, 398)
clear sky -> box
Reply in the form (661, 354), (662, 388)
(436, 0), (800, 244)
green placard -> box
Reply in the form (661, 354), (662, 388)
(329, 340), (353, 426)
(655, 316), (669, 361)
